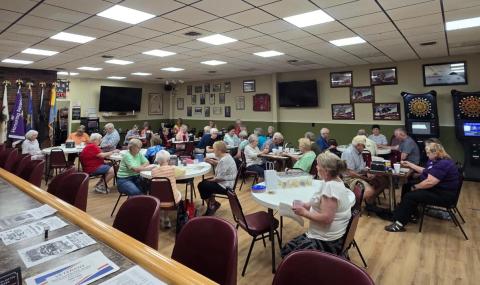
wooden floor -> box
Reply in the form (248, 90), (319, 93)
(42, 175), (479, 285)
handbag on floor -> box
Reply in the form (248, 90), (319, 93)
(175, 199), (197, 235)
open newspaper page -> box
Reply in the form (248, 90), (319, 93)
(0, 216), (68, 245)
(0, 205), (57, 230)
(99, 266), (166, 285)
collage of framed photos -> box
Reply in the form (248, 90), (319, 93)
(183, 81), (238, 118)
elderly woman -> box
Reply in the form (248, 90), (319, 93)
(287, 138), (317, 172)
(173, 118), (183, 134)
(235, 130), (249, 159)
(145, 135), (163, 163)
(385, 142), (460, 232)
(175, 124), (189, 142)
(124, 125), (139, 145)
(264, 132), (284, 152)
(79, 133), (118, 194)
(244, 134), (269, 178)
(151, 150), (186, 228)
(22, 130), (42, 155)
(267, 125), (275, 139)
(223, 125), (240, 147)
(117, 139), (153, 196)
(281, 152), (355, 257)
(198, 141), (237, 216)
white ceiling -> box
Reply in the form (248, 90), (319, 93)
(0, 0), (479, 83)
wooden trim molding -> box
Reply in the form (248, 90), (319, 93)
(0, 169), (216, 285)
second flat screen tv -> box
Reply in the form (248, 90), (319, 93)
(99, 86), (142, 112)
(278, 80), (318, 107)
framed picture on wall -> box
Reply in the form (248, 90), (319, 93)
(194, 85), (202, 93)
(330, 71), (352, 88)
(219, 93), (225, 104)
(253, 93), (270, 111)
(423, 61), (467, 86)
(370, 67), (397, 85)
(243, 80), (255, 92)
(187, 85), (192, 95)
(209, 93), (215, 105)
(204, 106), (210, 117)
(176, 98), (184, 110)
(331, 104), (355, 120)
(372, 102), (401, 120)
(213, 83), (222, 92)
(194, 107), (203, 116)
(148, 93), (163, 115)
(191, 94), (197, 105)
(225, 106), (231, 117)
(350, 86), (374, 103)
(187, 106), (192, 117)
(200, 94), (206, 105)
(236, 96), (245, 110)
(225, 81), (231, 93)
(204, 82), (210, 93)
(213, 106), (222, 115)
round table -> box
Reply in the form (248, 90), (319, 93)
(41, 146), (84, 155)
(140, 162), (212, 180)
(107, 149), (147, 161)
(337, 145), (391, 155)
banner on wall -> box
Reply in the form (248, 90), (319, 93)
(0, 82), (9, 143)
(26, 83), (34, 132)
(48, 84), (57, 145)
(37, 83), (48, 144)
(55, 80), (69, 98)
(8, 85), (26, 144)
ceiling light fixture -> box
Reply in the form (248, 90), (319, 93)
(201, 60), (227, 66)
(197, 34), (237, 45)
(254, 50), (284, 57)
(105, 59), (133, 65)
(131, 72), (152, 76)
(283, 10), (334, 28)
(22, 48), (58, 56)
(161, 67), (184, 72)
(1, 58), (33, 65)
(107, 76), (126, 80)
(142, 49), (176, 57)
(69, 72), (79, 76)
(57, 71), (79, 76)
(77, 66), (102, 71)
(329, 36), (366, 46)
(446, 16), (480, 31)
(97, 5), (155, 25)
(50, 32), (95, 43)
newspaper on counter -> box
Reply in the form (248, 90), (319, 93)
(0, 216), (68, 245)
(0, 205), (57, 230)
(18, 230), (96, 268)
(25, 250), (119, 285)
(99, 265), (166, 285)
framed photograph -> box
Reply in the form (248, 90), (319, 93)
(225, 81), (231, 93)
(200, 94), (206, 105)
(148, 93), (163, 115)
(370, 67), (397, 85)
(213, 83), (222, 92)
(243, 80), (255, 93)
(194, 107), (203, 116)
(204, 82), (210, 93)
(350, 86), (374, 103)
(204, 106), (210, 117)
(373, 102), (401, 120)
(187, 106), (192, 117)
(330, 71), (352, 88)
(194, 85), (202, 93)
(253, 93), (270, 111)
(331, 104), (355, 120)
(176, 98), (184, 110)
(213, 106), (222, 115)
(219, 93), (225, 104)
(225, 106), (231, 117)
(191, 94), (197, 105)
(209, 93), (215, 105)
(187, 85), (192, 95)
(236, 96), (245, 110)
(423, 61), (467, 86)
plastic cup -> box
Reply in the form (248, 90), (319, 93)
(61, 144), (65, 148)
(278, 146), (283, 152)
(393, 163), (401, 174)
(293, 200), (303, 208)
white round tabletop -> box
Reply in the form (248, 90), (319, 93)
(42, 146), (84, 155)
(337, 145), (391, 155)
(108, 149), (147, 161)
(140, 162), (212, 180)
(251, 180), (323, 210)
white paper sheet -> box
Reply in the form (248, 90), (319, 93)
(0, 216), (68, 245)
(279, 202), (304, 227)
(18, 230), (96, 268)
(25, 250), (119, 285)
(0, 205), (57, 230)
(99, 266), (166, 285)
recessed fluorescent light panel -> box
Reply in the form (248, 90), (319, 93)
(131, 72), (152, 76)
(161, 67), (184, 72)
(50, 32), (95, 44)
(197, 34), (237, 45)
(254, 50), (284, 57)
(22, 48), (58, 56)
(329, 36), (366, 46)
(201, 60), (227, 66)
(108, 76), (126, 80)
(142, 49), (176, 57)
(1, 58), (33, 64)
(57, 71), (79, 76)
(77, 66), (102, 71)
(283, 10), (334, 28)
(97, 5), (155, 24)
(105, 59), (133, 65)
(446, 16), (480, 31)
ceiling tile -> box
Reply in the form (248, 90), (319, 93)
(386, 1), (440, 20)
(341, 12), (390, 28)
(226, 8), (277, 26)
(1, 0), (39, 13)
(140, 17), (188, 33)
(353, 22), (397, 35)
(443, 0), (480, 11)
(303, 21), (347, 35)
(118, 26), (164, 39)
(163, 6), (217, 25)
(243, 0), (279, 5)
(193, 0), (253, 17)
(378, 0), (434, 10)
(80, 16), (131, 32)
(271, 29), (311, 41)
(223, 28), (263, 40)
(121, 0), (184, 15)
(261, 0), (317, 18)
(251, 20), (296, 34)
(445, 5), (480, 21)
(325, 0), (381, 20)
(66, 26), (112, 38)
(17, 15), (72, 31)
(310, 0), (360, 9)
(31, 3), (91, 23)
(45, 0), (112, 14)
(197, 18), (242, 33)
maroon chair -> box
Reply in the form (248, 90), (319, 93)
(172, 217), (238, 285)
(272, 250), (375, 285)
(309, 159), (318, 178)
(2, 148), (19, 171)
(390, 149), (402, 164)
(47, 172), (89, 211)
(0, 148), (15, 168)
(239, 151), (259, 191)
(47, 166), (76, 191)
(149, 177), (178, 211)
(13, 154), (31, 175)
(227, 189), (280, 276)
(79, 155), (109, 193)
(362, 150), (372, 168)
(27, 160), (46, 188)
(341, 208), (367, 268)
(45, 148), (69, 183)
(113, 195), (160, 249)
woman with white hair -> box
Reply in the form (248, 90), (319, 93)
(244, 134), (269, 178)
(117, 139), (153, 196)
(175, 124), (189, 141)
(22, 130), (41, 155)
(264, 132), (284, 152)
(151, 150), (186, 228)
(79, 133), (119, 194)
(286, 138), (317, 172)
(235, 130), (249, 159)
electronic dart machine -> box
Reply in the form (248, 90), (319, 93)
(452, 90), (480, 181)
(401, 90), (440, 163)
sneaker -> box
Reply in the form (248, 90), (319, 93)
(385, 221), (406, 232)
(203, 202), (221, 216)
(94, 184), (108, 194)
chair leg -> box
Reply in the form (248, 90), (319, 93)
(448, 209), (468, 240)
(280, 216), (283, 246)
(242, 237), (256, 276)
(353, 239), (368, 268)
(275, 230), (282, 247)
(239, 177), (245, 191)
(261, 233), (266, 248)
(418, 205), (426, 233)
(102, 174), (109, 193)
(455, 207), (466, 223)
(110, 194), (124, 217)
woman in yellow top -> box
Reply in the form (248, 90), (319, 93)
(67, 125), (90, 145)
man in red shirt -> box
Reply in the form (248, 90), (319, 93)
(80, 133), (119, 194)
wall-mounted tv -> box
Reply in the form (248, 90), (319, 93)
(278, 80), (318, 107)
(99, 86), (142, 112)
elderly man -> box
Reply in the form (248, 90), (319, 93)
(67, 125), (89, 145)
(383, 128), (420, 164)
(100, 123), (120, 151)
(357, 129), (377, 156)
(206, 128), (221, 153)
(316, 128), (333, 152)
(304, 131), (322, 155)
(264, 132), (284, 152)
(195, 125), (211, 154)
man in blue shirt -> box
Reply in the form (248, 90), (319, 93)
(316, 128), (331, 152)
(100, 123), (120, 151)
(195, 126), (211, 154)
(254, 128), (268, 149)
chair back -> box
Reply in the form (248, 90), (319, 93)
(390, 149), (401, 163)
(172, 216), (238, 285)
(362, 150), (372, 168)
(50, 148), (68, 168)
(47, 166), (76, 190)
(452, 165), (465, 207)
(341, 209), (361, 254)
(272, 250), (375, 285)
(309, 158), (318, 178)
(113, 195), (160, 249)
(49, 172), (89, 211)
(352, 181), (365, 210)
(240, 150), (246, 162)
(28, 160), (45, 187)
(227, 189), (249, 230)
(150, 177), (177, 208)
(0, 148), (14, 168)
(2, 148), (19, 171)
(15, 154), (32, 176)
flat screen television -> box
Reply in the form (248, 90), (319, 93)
(99, 86), (142, 112)
(463, 122), (480, 137)
(411, 121), (432, 135)
(278, 80), (318, 107)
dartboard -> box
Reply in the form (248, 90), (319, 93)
(459, 96), (480, 118)
(408, 98), (431, 117)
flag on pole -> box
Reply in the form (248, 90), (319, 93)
(0, 82), (9, 143)
(8, 84), (26, 144)
(48, 83), (57, 146)
(26, 83), (34, 131)
(37, 82), (47, 144)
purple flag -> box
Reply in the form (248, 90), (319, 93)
(8, 86), (25, 142)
